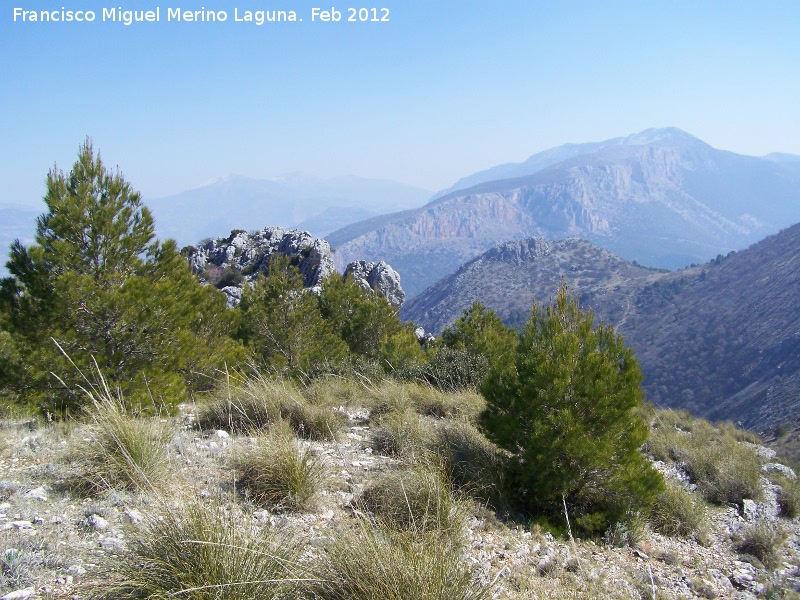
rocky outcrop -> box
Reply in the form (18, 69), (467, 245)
(184, 227), (405, 308)
(344, 260), (405, 308)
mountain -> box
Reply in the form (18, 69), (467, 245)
(403, 223), (800, 432)
(146, 174), (431, 247)
(329, 128), (800, 298)
(400, 237), (667, 333)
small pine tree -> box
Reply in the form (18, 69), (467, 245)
(479, 285), (663, 532)
(238, 256), (349, 375)
(0, 140), (243, 415)
(318, 274), (424, 370)
(442, 301), (517, 371)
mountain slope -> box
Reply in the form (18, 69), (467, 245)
(403, 223), (800, 431)
(329, 129), (800, 298)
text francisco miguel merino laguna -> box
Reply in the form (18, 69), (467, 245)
(13, 6), (392, 24)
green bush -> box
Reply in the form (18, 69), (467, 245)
(0, 141), (243, 416)
(416, 347), (489, 392)
(479, 285), (663, 530)
(84, 501), (305, 599)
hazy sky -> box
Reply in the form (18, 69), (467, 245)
(2, 0), (799, 208)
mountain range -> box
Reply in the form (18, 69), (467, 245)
(329, 128), (800, 298)
(145, 174), (431, 247)
(403, 223), (800, 432)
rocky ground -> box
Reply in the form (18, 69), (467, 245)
(1, 407), (800, 600)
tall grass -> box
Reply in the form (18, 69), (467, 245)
(428, 421), (507, 508)
(308, 518), (488, 600)
(645, 410), (764, 506)
(358, 465), (468, 541)
(197, 375), (345, 441)
(84, 501), (310, 599)
(71, 375), (173, 494)
(232, 421), (326, 512)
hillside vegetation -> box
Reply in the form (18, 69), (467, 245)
(2, 141), (799, 598)
(403, 225), (800, 438)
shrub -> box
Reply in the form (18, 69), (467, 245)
(83, 501), (306, 599)
(480, 285), (663, 529)
(232, 423), (326, 512)
(736, 522), (787, 570)
(358, 465), (468, 540)
(416, 347), (489, 392)
(309, 518), (488, 600)
(649, 482), (707, 538)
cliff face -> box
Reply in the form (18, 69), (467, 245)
(329, 129), (800, 299)
(184, 226), (404, 308)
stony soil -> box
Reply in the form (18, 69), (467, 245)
(1, 408), (800, 600)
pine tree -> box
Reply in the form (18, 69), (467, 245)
(442, 301), (517, 369)
(318, 274), (424, 370)
(0, 140), (243, 415)
(479, 285), (662, 531)
(238, 256), (348, 374)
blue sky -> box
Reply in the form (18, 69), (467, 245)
(2, 0), (799, 208)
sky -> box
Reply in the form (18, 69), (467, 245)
(2, 0), (800, 208)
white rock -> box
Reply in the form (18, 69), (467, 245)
(214, 430), (230, 439)
(24, 486), (48, 501)
(0, 587), (36, 600)
(88, 514), (109, 531)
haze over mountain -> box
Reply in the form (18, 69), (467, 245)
(0, 206), (40, 277)
(403, 223), (800, 432)
(145, 174), (432, 247)
(329, 128), (800, 298)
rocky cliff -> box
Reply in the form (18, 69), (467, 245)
(329, 128), (800, 298)
(183, 226), (404, 308)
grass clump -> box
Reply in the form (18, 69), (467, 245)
(197, 376), (345, 441)
(428, 421), (507, 508)
(309, 518), (488, 600)
(371, 409), (432, 457)
(770, 472), (800, 519)
(646, 409), (764, 506)
(84, 501), (308, 599)
(232, 422), (326, 512)
(358, 465), (468, 540)
(648, 482), (707, 539)
(736, 521), (787, 570)
(73, 389), (173, 494)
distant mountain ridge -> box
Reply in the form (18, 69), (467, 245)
(146, 174), (431, 247)
(329, 128), (800, 298)
(403, 223), (800, 431)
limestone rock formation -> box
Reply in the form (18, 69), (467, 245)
(184, 227), (404, 308)
(344, 260), (405, 308)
